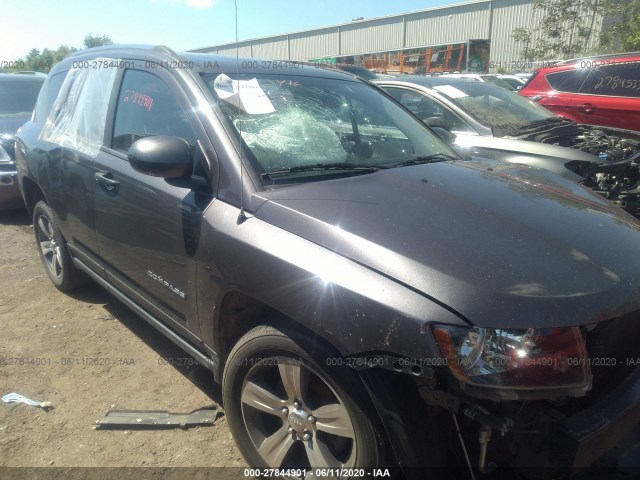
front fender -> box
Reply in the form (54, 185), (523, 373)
(195, 200), (467, 360)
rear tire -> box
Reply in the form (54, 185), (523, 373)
(33, 200), (89, 291)
(223, 325), (382, 476)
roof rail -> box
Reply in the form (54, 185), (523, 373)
(153, 45), (176, 55)
(558, 51), (640, 65)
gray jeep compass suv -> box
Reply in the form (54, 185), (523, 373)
(15, 45), (640, 478)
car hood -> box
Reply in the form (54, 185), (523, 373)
(453, 134), (603, 181)
(0, 113), (30, 135)
(253, 159), (640, 329)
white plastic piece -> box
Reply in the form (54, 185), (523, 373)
(2, 392), (53, 409)
(213, 74), (275, 115)
(39, 59), (120, 157)
(433, 85), (469, 99)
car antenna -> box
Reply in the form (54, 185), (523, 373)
(235, 0), (247, 224)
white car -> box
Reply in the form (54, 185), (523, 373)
(439, 73), (516, 90)
(496, 74), (527, 89)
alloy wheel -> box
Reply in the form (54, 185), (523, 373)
(240, 357), (356, 469)
(36, 214), (63, 281)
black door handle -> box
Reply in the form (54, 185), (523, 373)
(94, 172), (120, 191)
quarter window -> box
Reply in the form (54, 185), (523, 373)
(580, 62), (640, 97)
(545, 69), (589, 93)
(111, 70), (197, 153)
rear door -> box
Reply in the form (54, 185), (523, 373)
(31, 68), (108, 274)
(535, 68), (590, 119)
(93, 64), (213, 341)
(563, 61), (640, 130)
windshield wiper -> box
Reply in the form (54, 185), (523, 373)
(260, 162), (384, 178)
(389, 154), (457, 168)
(511, 117), (575, 136)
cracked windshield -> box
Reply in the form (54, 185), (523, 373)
(432, 81), (554, 135)
(203, 72), (454, 180)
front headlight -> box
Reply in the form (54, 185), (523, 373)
(432, 325), (592, 399)
(0, 134), (15, 162)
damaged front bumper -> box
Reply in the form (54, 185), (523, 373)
(358, 350), (640, 479)
(550, 364), (640, 471)
(416, 366), (640, 479)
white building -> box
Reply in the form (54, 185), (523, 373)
(190, 0), (603, 74)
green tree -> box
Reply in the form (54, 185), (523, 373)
(39, 48), (55, 72)
(83, 34), (114, 49)
(511, 27), (535, 62)
(54, 45), (79, 63)
(0, 36), (109, 74)
(600, 0), (640, 51)
(511, 0), (605, 60)
(24, 48), (41, 70)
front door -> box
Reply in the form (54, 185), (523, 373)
(93, 66), (212, 341)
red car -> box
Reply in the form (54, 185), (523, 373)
(519, 53), (640, 131)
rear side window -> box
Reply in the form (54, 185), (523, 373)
(111, 69), (197, 153)
(34, 72), (66, 123)
(545, 69), (589, 93)
(580, 62), (640, 97)
(39, 61), (119, 157)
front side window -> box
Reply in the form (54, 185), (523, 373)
(33, 72), (66, 123)
(384, 87), (475, 133)
(111, 70), (197, 153)
(201, 73), (453, 182)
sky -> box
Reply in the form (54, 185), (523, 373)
(0, 0), (464, 61)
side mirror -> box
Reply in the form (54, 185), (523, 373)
(431, 127), (456, 145)
(422, 117), (450, 128)
(128, 136), (192, 179)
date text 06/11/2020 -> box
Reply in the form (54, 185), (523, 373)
(243, 468), (392, 478)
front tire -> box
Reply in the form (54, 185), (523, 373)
(33, 200), (88, 291)
(223, 325), (382, 475)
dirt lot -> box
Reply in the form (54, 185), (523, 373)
(0, 209), (246, 474)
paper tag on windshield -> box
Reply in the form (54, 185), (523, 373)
(433, 85), (468, 98)
(213, 74), (275, 114)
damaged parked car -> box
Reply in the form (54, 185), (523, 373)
(16, 45), (640, 479)
(518, 53), (640, 131)
(377, 76), (640, 218)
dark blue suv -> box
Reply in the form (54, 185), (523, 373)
(16, 45), (640, 479)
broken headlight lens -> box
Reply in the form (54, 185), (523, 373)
(432, 325), (592, 398)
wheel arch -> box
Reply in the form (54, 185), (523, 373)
(212, 290), (452, 476)
(20, 175), (46, 218)
(212, 289), (337, 377)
